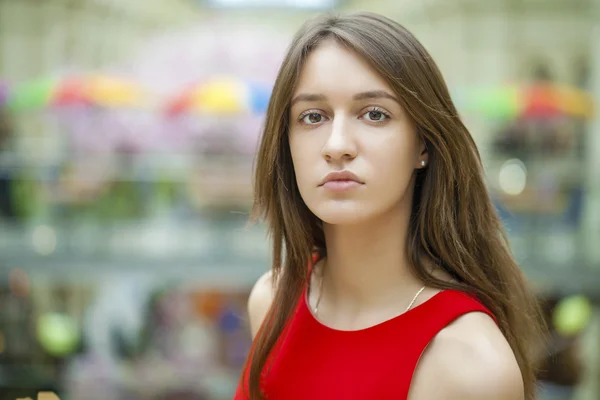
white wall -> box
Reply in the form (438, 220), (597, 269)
(0, 0), (202, 80)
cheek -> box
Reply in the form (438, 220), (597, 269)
(289, 137), (313, 188)
(371, 134), (416, 172)
(365, 135), (418, 195)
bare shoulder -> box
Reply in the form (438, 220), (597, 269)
(409, 311), (524, 400)
(247, 270), (276, 338)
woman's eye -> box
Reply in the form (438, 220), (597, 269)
(363, 109), (388, 122)
(301, 112), (324, 124)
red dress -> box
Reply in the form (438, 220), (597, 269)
(234, 279), (495, 399)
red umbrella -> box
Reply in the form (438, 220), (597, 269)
(520, 84), (592, 119)
(53, 78), (92, 106)
(458, 83), (594, 120)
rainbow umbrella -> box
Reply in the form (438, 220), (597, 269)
(83, 74), (149, 108)
(5, 75), (150, 112)
(6, 77), (56, 111)
(165, 77), (271, 116)
(525, 84), (594, 119)
(53, 77), (94, 106)
(458, 83), (595, 120)
(458, 85), (521, 120)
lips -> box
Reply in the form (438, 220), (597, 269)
(319, 170), (364, 187)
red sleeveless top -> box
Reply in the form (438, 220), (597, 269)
(234, 274), (495, 399)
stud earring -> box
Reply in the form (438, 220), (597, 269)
(420, 160), (426, 167)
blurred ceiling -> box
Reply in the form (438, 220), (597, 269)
(200, 0), (339, 9)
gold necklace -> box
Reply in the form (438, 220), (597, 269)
(313, 273), (426, 317)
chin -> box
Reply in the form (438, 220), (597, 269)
(309, 200), (376, 226)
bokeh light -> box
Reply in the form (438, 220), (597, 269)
(498, 158), (528, 196)
(32, 225), (57, 255)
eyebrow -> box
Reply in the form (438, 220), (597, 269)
(290, 90), (399, 107)
(353, 90), (399, 102)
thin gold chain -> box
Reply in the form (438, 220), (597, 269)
(314, 273), (427, 316)
(314, 272), (325, 315)
(405, 285), (426, 311)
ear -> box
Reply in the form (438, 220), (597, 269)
(416, 137), (429, 169)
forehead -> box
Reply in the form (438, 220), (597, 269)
(293, 39), (394, 97)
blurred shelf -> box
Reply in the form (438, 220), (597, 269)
(0, 253), (269, 288)
(0, 221), (597, 298)
(0, 252), (598, 299)
(522, 263), (600, 301)
(0, 220), (270, 286)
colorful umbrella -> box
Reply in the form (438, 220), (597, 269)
(84, 75), (149, 108)
(165, 77), (271, 116)
(6, 77), (56, 111)
(5, 75), (150, 112)
(53, 78), (90, 106)
(457, 83), (595, 120)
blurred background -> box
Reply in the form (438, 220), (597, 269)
(0, 0), (599, 399)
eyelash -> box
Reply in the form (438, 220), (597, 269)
(362, 107), (391, 123)
(297, 107), (391, 126)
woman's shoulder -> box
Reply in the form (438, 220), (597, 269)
(409, 310), (524, 399)
(247, 270), (275, 338)
(247, 254), (320, 338)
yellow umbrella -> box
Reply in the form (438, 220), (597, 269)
(84, 75), (149, 108)
(554, 84), (595, 118)
(189, 77), (250, 114)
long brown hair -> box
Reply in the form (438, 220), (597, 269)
(245, 12), (544, 399)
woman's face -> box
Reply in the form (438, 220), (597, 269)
(289, 40), (427, 226)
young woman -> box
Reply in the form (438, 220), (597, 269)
(235, 12), (544, 400)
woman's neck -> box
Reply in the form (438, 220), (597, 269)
(321, 205), (424, 312)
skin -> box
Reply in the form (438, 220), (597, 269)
(248, 40), (524, 399)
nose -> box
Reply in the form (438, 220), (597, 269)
(321, 115), (357, 162)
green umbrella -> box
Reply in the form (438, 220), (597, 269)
(463, 85), (522, 120)
(6, 76), (57, 112)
